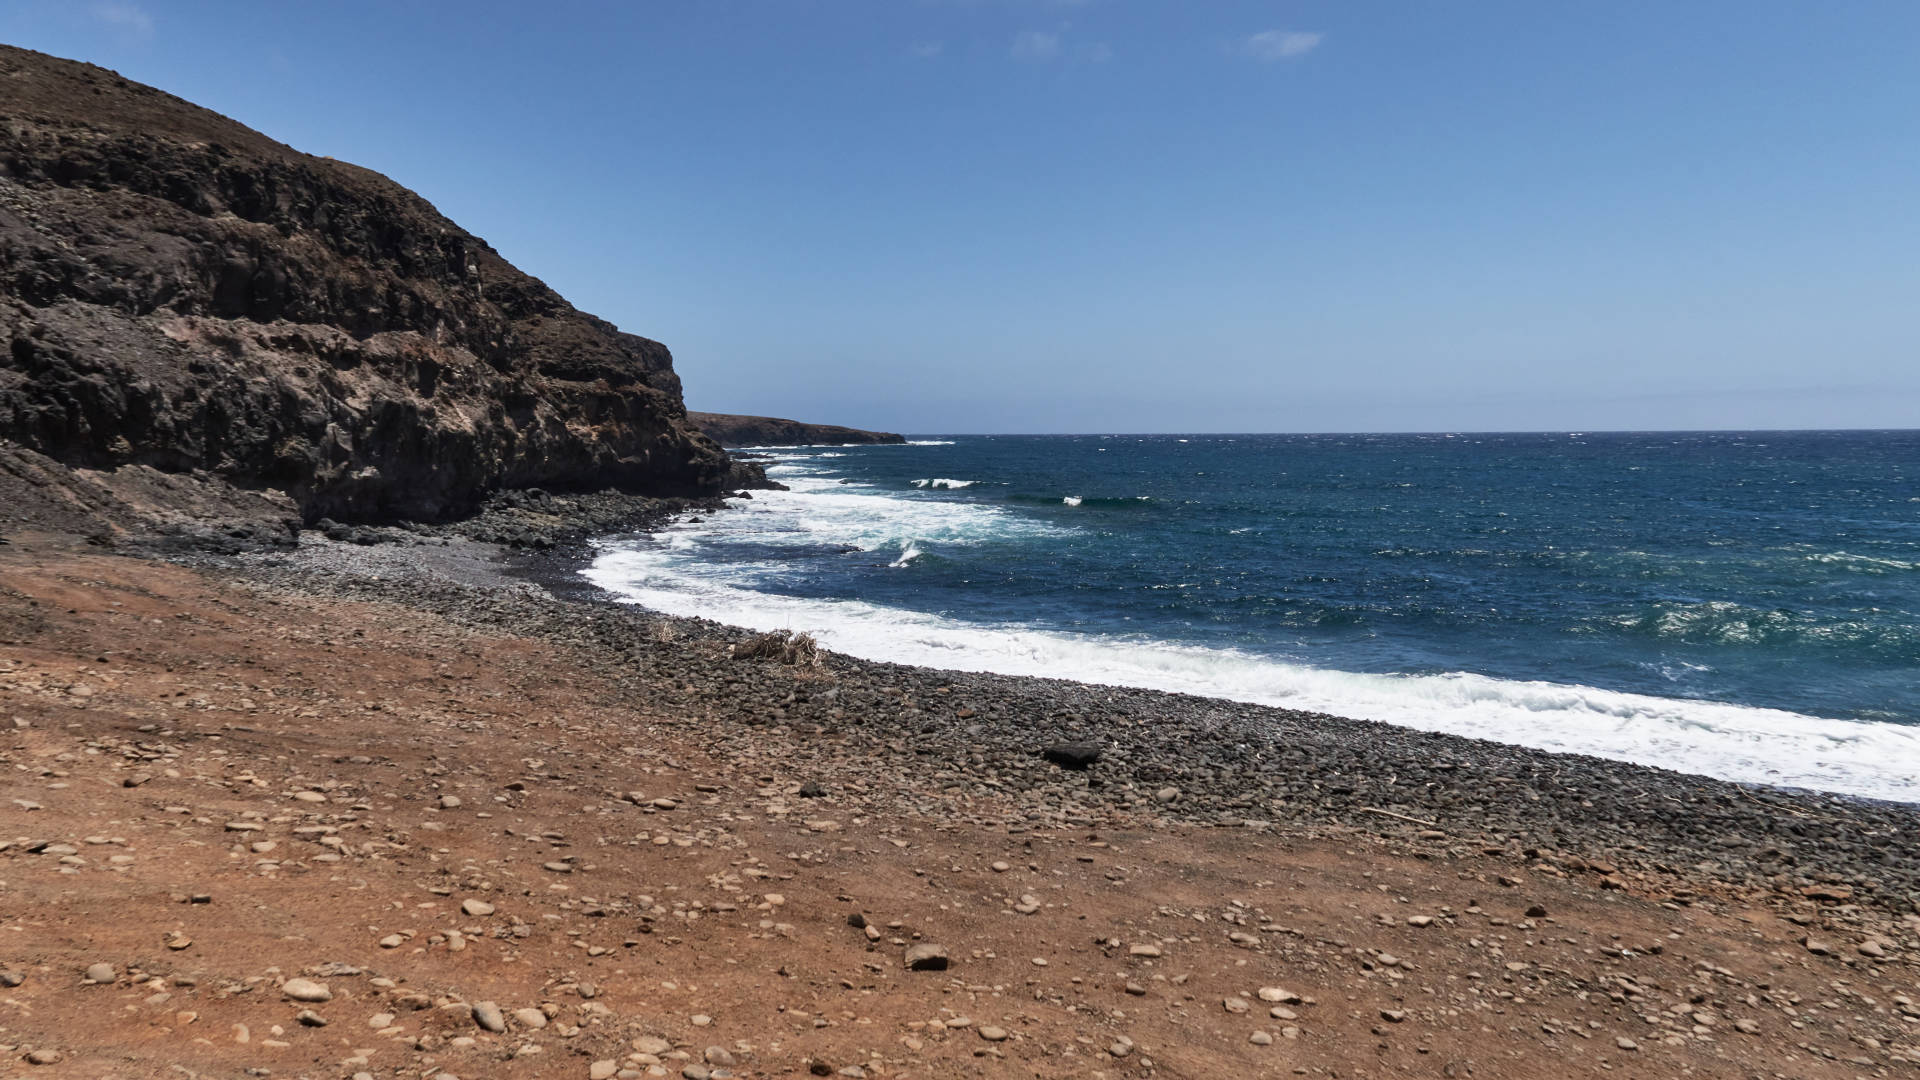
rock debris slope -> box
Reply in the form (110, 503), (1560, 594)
(0, 44), (751, 532)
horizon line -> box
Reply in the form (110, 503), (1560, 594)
(860, 426), (1920, 438)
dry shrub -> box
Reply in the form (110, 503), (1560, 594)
(734, 630), (788, 660)
(734, 629), (821, 667)
(786, 631), (820, 667)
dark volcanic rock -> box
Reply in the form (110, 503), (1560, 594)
(1042, 742), (1103, 770)
(689, 412), (906, 448)
(0, 45), (761, 531)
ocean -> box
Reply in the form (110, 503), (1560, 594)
(584, 431), (1920, 802)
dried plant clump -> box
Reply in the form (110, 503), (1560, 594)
(734, 629), (822, 666)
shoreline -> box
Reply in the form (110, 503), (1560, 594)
(6, 529), (1919, 1079)
(624, 438), (1920, 805)
(549, 491), (1912, 795)
(214, 523), (1920, 915)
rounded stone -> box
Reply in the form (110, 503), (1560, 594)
(471, 1001), (506, 1032)
(903, 943), (949, 971)
(282, 978), (331, 1002)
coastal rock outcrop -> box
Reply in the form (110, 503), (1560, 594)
(690, 412), (906, 447)
(0, 45), (754, 534)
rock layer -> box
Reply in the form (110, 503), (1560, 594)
(0, 45), (751, 526)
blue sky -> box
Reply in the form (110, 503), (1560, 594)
(5, 1), (1918, 433)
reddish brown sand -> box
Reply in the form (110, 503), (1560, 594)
(2, 538), (1916, 1079)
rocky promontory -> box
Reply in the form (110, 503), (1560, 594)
(689, 411), (906, 447)
(0, 45), (756, 540)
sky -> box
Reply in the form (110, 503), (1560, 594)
(4, 1), (1918, 434)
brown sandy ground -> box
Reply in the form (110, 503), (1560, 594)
(2, 538), (1918, 1080)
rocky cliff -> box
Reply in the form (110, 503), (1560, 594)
(690, 412), (905, 447)
(0, 45), (754, 535)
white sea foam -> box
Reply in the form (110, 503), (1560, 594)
(1807, 551), (1917, 572)
(912, 478), (976, 489)
(660, 452), (1067, 561)
(1062, 495), (1083, 507)
(582, 451), (1920, 804)
(584, 545), (1920, 802)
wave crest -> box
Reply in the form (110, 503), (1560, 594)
(1806, 551), (1917, 572)
(1615, 600), (1917, 656)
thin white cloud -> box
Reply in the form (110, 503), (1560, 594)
(1011, 29), (1061, 61)
(910, 41), (945, 58)
(1082, 41), (1113, 63)
(1242, 29), (1322, 61)
(92, 1), (154, 38)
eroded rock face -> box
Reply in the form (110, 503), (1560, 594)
(0, 44), (752, 524)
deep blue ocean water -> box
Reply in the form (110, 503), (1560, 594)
(587, 431), (1920, 800)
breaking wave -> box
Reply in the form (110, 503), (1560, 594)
(586, 538), (1920, 803)
(582, 434), (1920, 804)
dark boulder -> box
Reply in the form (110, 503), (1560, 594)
(1042, 743), (1103, 770)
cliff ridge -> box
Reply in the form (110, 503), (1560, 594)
(0, 44), (754, 539)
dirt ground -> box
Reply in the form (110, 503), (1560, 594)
(2, 538), (1917, 1079)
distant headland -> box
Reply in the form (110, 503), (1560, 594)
(689, 412), (906, 447)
